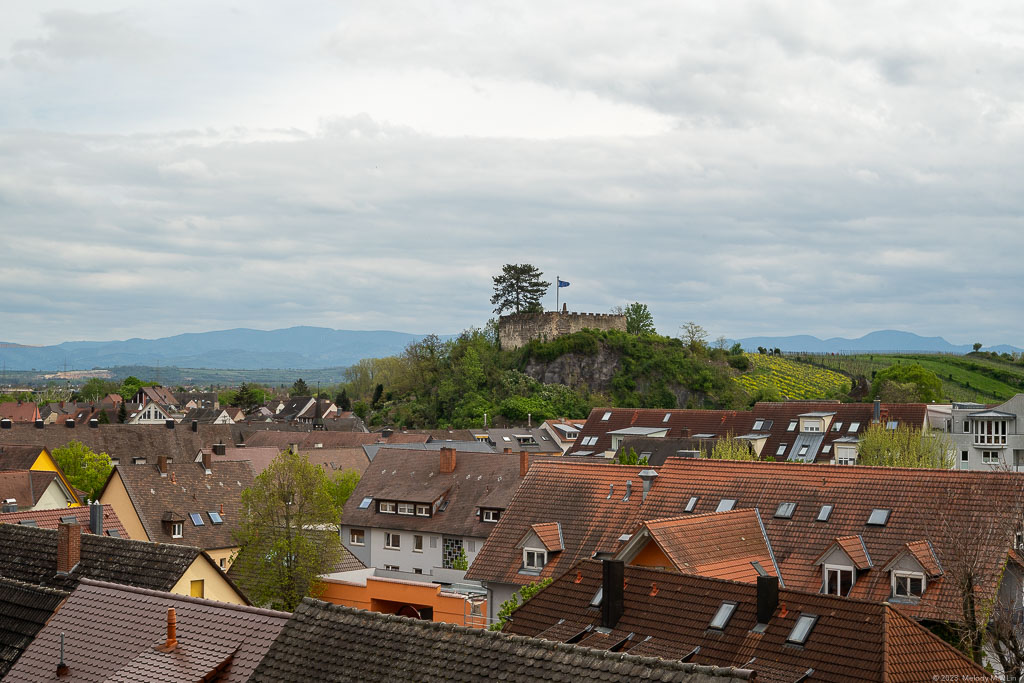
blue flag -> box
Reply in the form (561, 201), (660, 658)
(558, 278), (570, 288)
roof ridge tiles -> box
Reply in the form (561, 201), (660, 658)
(75, 577), (290, 617)
(0, 575), (70, 598)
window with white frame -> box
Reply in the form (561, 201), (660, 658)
(803, 420), (821, 432)
(787, 420), (797, 432)
(379, 501), (396, 514)
(892, 571), (925, 598)
(836, 447), (857, 466)
(349, 529), (365, 546)
(483, 509), (500, 522)
(397, 503), (415, 515)
(523, 548), (547, 569)
(385, 532), (401, 550)
(171, 522), (183, 538)
(831, 421), (843, 432)
(416, 504), (430, 516)
(823, 565), (854, 596)
(414, 535), (423, 552)
(848, 422), (860, 432)
(974, 420), (1008, 446)
(982, 450), (1000, 464)
(776, 444), (787, 456)
(383, 564), (399, 571)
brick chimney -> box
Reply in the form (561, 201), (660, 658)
(201, 450), (212, 472)
(57, 522), (81, 574)
(520, 450), (529, 477)
(157, 455), (168, 476)
(440, 447), (456, 474)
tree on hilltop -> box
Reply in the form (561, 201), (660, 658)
(490, 264), (550, 315)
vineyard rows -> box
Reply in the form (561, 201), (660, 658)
(734, 354), (851, 400)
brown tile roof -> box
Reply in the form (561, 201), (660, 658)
(5, 578), (288, 682)
(632, 508), (778, 582)
(814, 535), (873, 571)
(0, 470), (58, 509)
(109, 460), (254, 550)
(0, 402), (40, 423)
(0, 503), (128, 538)
(243, 430), (423, 450)
(0, 445), (44, 470)
(530, 522), (563, 552)
(505, 559), (990, 683)
(0, 577), (68, 678)
(887, 540), (944, 578)
(249, 597), (753, 682)
(0, 423), (241, 466)
(566, 407), (756, 456)
(642, 459), (1023, 621)
(341, 449), (524, 539)
(465, 461), (648, 587)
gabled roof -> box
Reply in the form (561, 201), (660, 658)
(505, 559), (990, 683)
(623, 508), (779, 583)
(0, 445), (44, 470)
(182, 407), (231, 423)
(248, 598), (753, 682)
(0, 470), (59, 509)
(341, 449), (524, 538)
(5, 579), (287, 683)
(466, 462), (648, 586)
(0, 402), (40, 423)
(244, 429), (428, 450)
(883, 540), (944, 578)
(0, 577), (68, 678)
(0, 503), (128, 538)
(526, 522), (563, 552)
(109, 460), (254, 550)
(567, 408), (755, 456)
(813, 535), (873, 570)
(0, 523), (211, 593)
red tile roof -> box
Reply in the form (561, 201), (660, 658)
(506, 559), (990, 683)
(631, 508), (778, 583)
(0, 504), (128, 538)
(529, 522), (563, 552)
(813, 534), (873, 570)
(0, 403), (40, 423)
(6, 578), (288, 682)
(567, 407), (755, 456)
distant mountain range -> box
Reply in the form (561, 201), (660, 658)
(0, 326), (454, 371)
(729, 330), (1023, 355)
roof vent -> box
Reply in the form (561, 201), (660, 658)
(165, 419), (175, 429)
(191, 420), (198, 433)
(34, 419), (44, 429)
(638, 469), (658, 501)
(88, 419), (98, 429)
(1, 499), (17, 513)
(65, 418), (75, 429)
(0, 418), (10, 430)
(622, 480), (631, 501)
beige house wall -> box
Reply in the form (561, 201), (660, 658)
(30, 480), (74, 511)
(170, 557), (246, 605)
(98, 470), (150, 541)
(204, 546), (237, 571)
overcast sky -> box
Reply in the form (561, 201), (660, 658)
(2, 2), (1022, 347)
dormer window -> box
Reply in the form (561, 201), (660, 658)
(482, 509), (501, 523)
(823, 565), (853, 596)
(379, 501), (396, 514)
(397, 503), (415, 515)
(171, 522), (183, 538)
(523, 548), (547, 570)
(892, 571), (925, 598)
(416, 504), (430, 516)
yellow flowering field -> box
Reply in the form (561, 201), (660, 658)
(734, 354), (851, 400)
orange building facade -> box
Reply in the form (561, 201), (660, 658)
(317, 574), (488, 628)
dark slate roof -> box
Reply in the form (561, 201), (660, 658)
(0, 423), (242, 465)
(0, 503), (129, 538)
(567, 408), (755, 456)
(0, 445), (43, 470)
(342, 449), (526, 539)
(0, 577), (68, 678)
(363, 440), (494, 461)
(0, 470), (58, 509)
(109, 460), (254, 550)
(5, 578), (288, 683)
(248, 598), (754, 682)
(0, 523), (205, 593)
(506, 559), (990, 683)
(243, 430), (427, 450)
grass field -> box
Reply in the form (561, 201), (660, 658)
(734, 354), (851, 400)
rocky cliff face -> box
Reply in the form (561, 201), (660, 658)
(522, 345), (622, 391)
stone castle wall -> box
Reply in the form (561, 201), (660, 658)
(498, 311), (627, 350)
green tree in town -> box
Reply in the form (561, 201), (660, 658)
(705, 434), (757, 461)
(622, 302), (655, 336)
(51, 440), (113, 502)
(490, 263), (551, 315)
(857, 425), (952, 468)
(679, 321), (708, 354)
(230, 449), (342, 611)
(324, 469), (361, 511)
(290, 378), (311, 397)
(489, 578), (554, 631)
(453, 547), (469, 571)
(335, 389), (351, 412)
(233, 383), (266, 411)
(371, 383), (384, 409)
(616, 447), (649, 465)
(869, 363), (942, 403)
(117, 401), (127, 423)
(78, 378), (118, 402)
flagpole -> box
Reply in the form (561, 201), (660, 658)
(556, 275), (559, 312)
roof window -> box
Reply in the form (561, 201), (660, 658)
(61, 516), (77, 524)
(787, 614), (818, 644)
(709, 601), (737, 630)
(831, 421), (843, 432)
(663, 412), (671, 423)
(716, 499), (736, 513)
(775, 502), (796, 519)
(601, 412), (612, 421)
(751, 561), (768, 576)
(106, 529), (120, 537)
(886, 420), (899, 429)
(848, 422), (860, 432)
(776, 444), (787, 456)
(685, 496), (699, 512)
(18, 520), (37, 527)
(589, 587), (603, 608)
(821, 445), (831, 454)
(208, 511), (223, 524)
(190, 513), (205, 526)
(867, 508), (890, 526)
(787, 420), (797, 432)
(358, 497), (373, 509)
(798, 444), (809, 457)
(753, 419), (764, 431)
(817, 505), (833, 522)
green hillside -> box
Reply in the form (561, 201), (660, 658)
(733, 354), (851, 400)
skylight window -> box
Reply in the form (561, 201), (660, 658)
(358, 497), (373, 509)
(190, 513), (205, 526)
(18, 520), (37, 527)
(831, 422), (843, 432)
(709, 602), (737, 630)
(776, 444), (787, 456)
(663, 413), (671, 423)
(787, 420), (798, 432)
(822, 445), (831, 454)
(798, 444), (809, 456)
(589, 587), (603, 607)
(775, 502), (796, 519)
(601, 412), (612, 421)
(817, 505), (833, 522)
(848, 422), (860, 432)
(208, 511), (223, 524)
(751, 561), (768, 577)
(716, 499), (736, 512)
(503, 436), (511, 442)
(787, 614), (818, 644)
(106, 529), (120, 537)
(753, 419), (764, 431)
(685, 496), (699, 513)
(61, 516), (77, 524)
(867, 508), (891, 526)
(886, 421), (899, 429)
